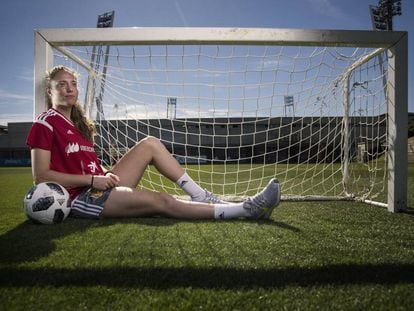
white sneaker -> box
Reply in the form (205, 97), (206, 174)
(192, 189), (227, 204)
(243, 178), (281, 219)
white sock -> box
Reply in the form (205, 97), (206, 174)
(214, 202), (247, 219)
(176, 172), (205, 200)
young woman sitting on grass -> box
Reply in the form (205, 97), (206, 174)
(26, 66), (280, 220)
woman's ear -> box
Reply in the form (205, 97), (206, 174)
(46, 86), (52, 98)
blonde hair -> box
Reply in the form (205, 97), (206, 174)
(45, 66), (95, 142)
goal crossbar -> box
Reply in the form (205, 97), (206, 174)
(35, 27), (405, 47)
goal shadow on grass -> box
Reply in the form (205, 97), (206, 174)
(0, 217), (299, 265)
(0, 217), (178, 265)
(1, 218), (413, 289)
(1, 264), (413, 288)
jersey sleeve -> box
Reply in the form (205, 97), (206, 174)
(26, 120), (54, 151)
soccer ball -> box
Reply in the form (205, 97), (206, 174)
(23, 182), (71, 224)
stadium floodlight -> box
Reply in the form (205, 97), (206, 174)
(283, 96), (295, 117)
(97, 11), (115, 28)
(369, 0), (402, 31)
(167, 97), (177, 120)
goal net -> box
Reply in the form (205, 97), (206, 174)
(34, 28), (408, 211)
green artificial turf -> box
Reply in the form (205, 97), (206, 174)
(0, 166), (413, 310)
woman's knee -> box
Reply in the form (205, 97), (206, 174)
(130, 136), (161, 159)
(138, 136), (161, 150)
(155, 193), (179, 217)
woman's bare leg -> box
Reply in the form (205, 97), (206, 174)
(102, 187), (215, 219)
(112, 136), (185, 188)
(102, 179), (280, 220)
(110, 136), (213, 202)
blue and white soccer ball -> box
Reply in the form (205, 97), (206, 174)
(23, 182), (71, 224)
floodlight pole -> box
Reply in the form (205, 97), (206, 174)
(85, 11), (115, 120)
(368, 1), (405, 212)
(167, 97), (177, 119)
(283, 96), (294, 118)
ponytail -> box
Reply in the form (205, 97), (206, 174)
(71, 103), (95, 142)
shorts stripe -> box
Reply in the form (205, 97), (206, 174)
(70, 187), (112, 219)
(72, 200), (103, 218)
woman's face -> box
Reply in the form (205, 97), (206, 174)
(47, 70), (79, 109)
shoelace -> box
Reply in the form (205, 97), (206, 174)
(204, 190), (223, 203)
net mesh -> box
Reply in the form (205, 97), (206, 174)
(52, 43), (388, 202)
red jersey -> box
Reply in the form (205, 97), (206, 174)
(26, 108), (104, 200)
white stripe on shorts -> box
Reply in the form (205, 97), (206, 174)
(72, 199), (103, 218)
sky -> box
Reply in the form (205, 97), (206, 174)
(0, 0), (412, 125)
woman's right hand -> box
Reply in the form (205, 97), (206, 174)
(92, 173), (120, 190)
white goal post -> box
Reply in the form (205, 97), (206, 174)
(33, 27), (408, 212)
